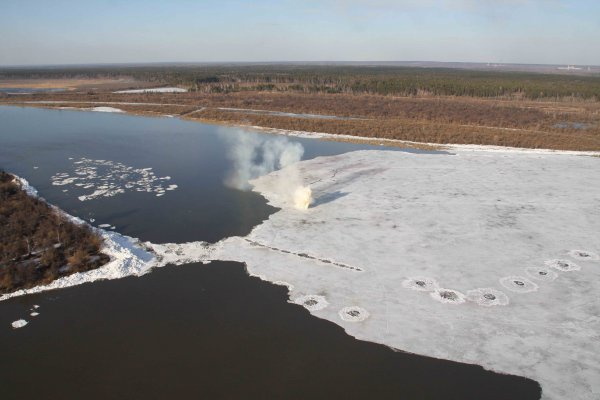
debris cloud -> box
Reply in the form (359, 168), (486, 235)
(224, 130), (312, 209)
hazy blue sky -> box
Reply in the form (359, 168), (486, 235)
(1, 0), (599, 65)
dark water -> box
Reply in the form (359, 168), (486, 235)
(0, 106), (541, 399)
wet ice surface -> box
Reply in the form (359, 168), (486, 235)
(50, 158), (176, 201)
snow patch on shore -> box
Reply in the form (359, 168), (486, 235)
(114, 87), (187, 94)
(90, 106), (123, 113)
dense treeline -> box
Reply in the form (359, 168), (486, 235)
(2, 64), (599, 100)
(0, 171), (108, 293)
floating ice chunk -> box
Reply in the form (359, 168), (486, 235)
(525, 266), (558, 282)
(30, 312), (39, 317)
(499, 276), (539, 293)
(294, 294), (329, 311)
(402, 276), (439, 292)
(467, 288), (509, 307)
(33, 166), (38, 169)
(545, 259), (581, 272)
(98, 224), (111, 228)
(11, 319), (28, 329)
(110, 226), (116, 230)
(567, 250), (599, 261)
(32, 305), (39, 309)
(51, 158), (176, 201)
(156, 193), (164, 197)
(430, 288), (467, 304)
(89, 218), (95, 222)
(339, 306), (369, 322)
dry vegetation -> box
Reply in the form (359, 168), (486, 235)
(0, 171), (108, 294)
(1, 64), (599, 151)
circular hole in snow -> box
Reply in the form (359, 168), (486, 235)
(294, 295), (328, 311)
(339, 306), (369, 322)
(402, 276), (439, 292)
(430, 288), (466, 304)
(525, 267), (558, 282)
(499, 276), (538, 293)
(545, 259), (581, 272)
(567, 250), (599, 261)
(467, 288), (509, 307)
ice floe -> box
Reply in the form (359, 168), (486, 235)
(51, 158), (177, 201)
(11, 320), (28, 329)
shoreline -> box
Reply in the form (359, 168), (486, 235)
(3, 102), (600, 156)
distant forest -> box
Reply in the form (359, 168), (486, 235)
(2, 64), (600, 100)
(0, 171), (108, 293)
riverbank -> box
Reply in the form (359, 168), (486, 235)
(2, 89), (600, 151)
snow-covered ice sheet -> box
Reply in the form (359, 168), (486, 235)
(215, 149), (600, 400)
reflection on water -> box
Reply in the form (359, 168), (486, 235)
(0, 106), (541, 399)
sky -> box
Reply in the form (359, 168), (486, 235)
(1, 0), (599, 66)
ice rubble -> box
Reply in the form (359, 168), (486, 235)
(6, 148), (600, 399)
(51, 158), (177, 201)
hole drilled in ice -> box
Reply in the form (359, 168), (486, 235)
(402, 276), (439, 292)
(525, 267), (558, 282)
(545, 259), (581, 272)
(339, 306), (369, 322)
(294, 295), (328, 311)
(499, 276), (538, 293)
(430, 288), (466, 304)
(11, 319), (28, 329)
(568, 250), (599, 261)
(467, 288), (509, 307)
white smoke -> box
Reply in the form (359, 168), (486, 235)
(224, 131), (313, 210)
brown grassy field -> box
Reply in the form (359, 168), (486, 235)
(0, 78), (154, 91)
(2, 89), (599, 151)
